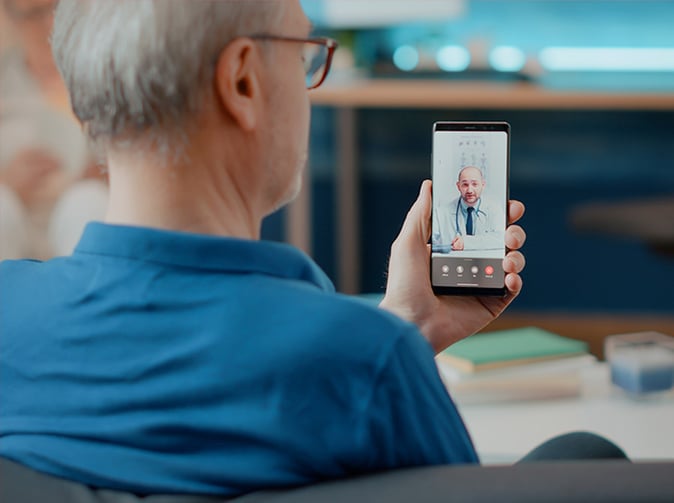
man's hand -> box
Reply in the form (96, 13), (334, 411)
(451, 236), (464, 251)
(379, 180), (526, 354)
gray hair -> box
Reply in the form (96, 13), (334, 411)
(51, 0), (285, 152)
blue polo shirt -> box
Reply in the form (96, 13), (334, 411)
(0, 223), (477, 496)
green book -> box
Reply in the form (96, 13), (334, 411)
(438, 327), (589, 373)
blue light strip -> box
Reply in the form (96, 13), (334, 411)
(540, 47), (674, 72)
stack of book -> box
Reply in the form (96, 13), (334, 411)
(436, 327), (597, 404)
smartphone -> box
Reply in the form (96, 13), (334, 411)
(431, 121), (510, 296)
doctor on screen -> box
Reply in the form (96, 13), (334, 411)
(432, 166), (505, 253)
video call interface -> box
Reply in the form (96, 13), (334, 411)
(431, 127), (508, 289)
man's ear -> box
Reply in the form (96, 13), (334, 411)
(213, 38), (262, 132)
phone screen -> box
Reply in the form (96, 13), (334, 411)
(431, 122), (510, 296)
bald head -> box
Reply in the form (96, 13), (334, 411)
(457, 166), (484, 182)
(456, 166), (485, 206)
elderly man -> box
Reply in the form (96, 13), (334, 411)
(0, 0), (527, 498)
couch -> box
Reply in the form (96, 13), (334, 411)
(2, 456), (673, 503)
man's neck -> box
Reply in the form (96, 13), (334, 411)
(104, 141), (264, 240)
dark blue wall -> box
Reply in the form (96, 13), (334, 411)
(264, 106), (674, 314)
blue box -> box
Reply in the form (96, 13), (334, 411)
(605, 332), (674, 394)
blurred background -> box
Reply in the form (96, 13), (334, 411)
(259, 0), (674, 337)
(1, 1), (672, 342)
(0, 0), (108, 261)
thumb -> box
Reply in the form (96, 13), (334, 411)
(397, 179), (432, 248)
(382, 179), (435, 322)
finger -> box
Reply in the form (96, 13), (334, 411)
(504, 250), (526, 274)
(419, 179), (432, 240)
(505, 272), (523, 296)
(505, 224), (526, 250)
(508, 200), (525, 224)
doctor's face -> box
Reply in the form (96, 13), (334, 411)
(457, 167), (485, 206)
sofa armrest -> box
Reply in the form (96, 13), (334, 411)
(238, 461), (674, 503)
(2, 456), (673, 503)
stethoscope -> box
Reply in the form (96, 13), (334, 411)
(455, 199), (482, 236)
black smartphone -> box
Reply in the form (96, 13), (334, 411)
(431, 121), (510, 296)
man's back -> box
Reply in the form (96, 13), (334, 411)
(0, 222), (477, 497)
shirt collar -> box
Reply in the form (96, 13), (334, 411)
(459, 198), (482, 214)
(75, 222), (335, 292)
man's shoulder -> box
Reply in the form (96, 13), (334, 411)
(268, 289), (425, 362)
(0, 259), (58, 329)
(0, 257), (70, 300)
(0, 258), (45, 277)
(478, 198), (505, 216)
(289, 290), (419, 340)
(441, 196), (461, 207)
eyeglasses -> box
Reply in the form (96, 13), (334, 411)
(250, 35), (339, 90)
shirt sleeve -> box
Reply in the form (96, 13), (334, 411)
(358, 326), (479, 470)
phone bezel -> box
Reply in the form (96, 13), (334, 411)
(431, 121), (511, 297)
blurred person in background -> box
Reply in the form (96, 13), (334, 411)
(0, 0), (107, 260)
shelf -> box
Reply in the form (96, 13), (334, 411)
(307, 78), (674, 293)
(311, 79), (674, 110)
